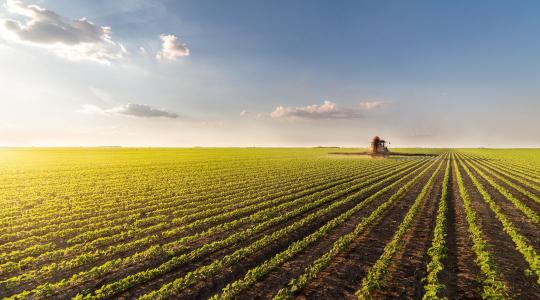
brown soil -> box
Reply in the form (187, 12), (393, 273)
(292, 162), (440, 299)
(229, 163), (432, 299)
(1, 168), (374, 297)
(439, 162), (482, 299)
(0, 169), (368, 296)
(479, 161), (540, 196)
(465, 161), (540, 252)
(457, 162), (540, 299)
(5, 155), (539, 300)
(472, 160), (540, 213)
(99, 163), (430, 298)
(107, 161), (431, 299)
(369, 160), (445, 299)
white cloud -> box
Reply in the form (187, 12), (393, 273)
(156, 34), (189, 60)
(1, 0), (125, 64)
(359, 101), (388, 110)
(270, 101), (362, 120)
(112, 103), (178, 118)
(80, 103), (179, 119)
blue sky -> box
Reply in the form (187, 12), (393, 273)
(0, 0), (539, 147)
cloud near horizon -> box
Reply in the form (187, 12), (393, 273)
(270, 101), (363, 120)
(81, 103), (179, 119)
(156, 34), (189, 60)
(359, 100), (388, 110)
(1, 0), (126, 64)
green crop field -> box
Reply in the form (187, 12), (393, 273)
(0, 148), (538, 299)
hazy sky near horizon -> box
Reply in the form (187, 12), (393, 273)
(1, 0), (539, 147)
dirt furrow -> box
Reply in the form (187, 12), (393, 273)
(293, 162), (439, 299)
(117, 162), (429, 299)
(457, 162), (540, 299)
(133, 187), (388, 299)
(477, 160), (540, 197)
(231, 168), (418, 299)
(448, 162), (482, 299)
(465, 160), (540, 251)
(25, 163), (413, 299)
(473, 161), (540, 213)
(369, 160), (445, 299)
(78, 190), (358, 299)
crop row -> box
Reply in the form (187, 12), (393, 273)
(0, 162), (399, 290)
(272, 158), (440, 299)
(356, 155), (446, 298)
(0, 160), (414, 287)
(456, 155), (540, 284)
(0, 161), (369, 264)
(209, 156), (445, 300)
(464, 154), (540, 191)
(452, 156), (508, 299)
(0, 157), (362, 232)
(422, 158), (451, 299)
(469, 157), (540, 205)
(0, 159), (381, 256)
(470, 152), (540, 192)
(457, 149), (540, 180)
(0, 159), (286, 225)
(4, 159), (429, 299)
(0, 160), (357, 238)
(80, 159), (431, 300)
(135, 158), (439, 300)
(462, 159), (539, 224)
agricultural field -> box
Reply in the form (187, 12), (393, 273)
(0, 148), (538, 299)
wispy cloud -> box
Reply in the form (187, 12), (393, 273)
(80, 103), (179, 118)
(1, 0), (126, 64)
(240, 110), (263, 118)
(156, 34), (189, 60)
(270, 101), (362, 120)
(359, 100), (389, 110)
